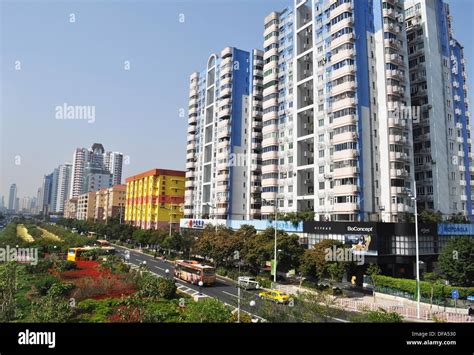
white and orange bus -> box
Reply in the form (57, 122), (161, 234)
(174, 260), (216, 286)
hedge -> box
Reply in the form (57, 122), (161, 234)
(373, 275), (474, 299)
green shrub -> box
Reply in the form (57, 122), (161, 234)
(216, 267), (228, 277)
(58, 260), (77, 272)
(33, 275), (59, 296)
(373, 275), (474, 299)
(256, 276), (272, 289)
(137, 272), (177, 299)
(25, 258), (53, 274)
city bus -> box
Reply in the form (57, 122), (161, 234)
(67, 246), (116, 262)
(174, 260), (216, 286)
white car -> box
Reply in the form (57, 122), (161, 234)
(237, 276), (260, 290)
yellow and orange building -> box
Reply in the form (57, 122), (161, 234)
(124, 169), (185, 230)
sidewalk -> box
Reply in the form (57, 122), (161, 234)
(275, 284), (473, 323)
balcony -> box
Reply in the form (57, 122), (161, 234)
(217, 107), (231, 119)
(330, 48), (355, 65)
(333, 149), (359, 161)
(333, 185), (359, 195)
(330, 17), (353, 36)
(330, 64), (355, 81)
(330, 33), (354, 50)
(330, 114), (357, 129)
(333, 202), (359, 213)
(331, 131), (357, 145)
(330, 97), (356, 112)
(331, 80), (356, 96)
(333, 166), (358, 178)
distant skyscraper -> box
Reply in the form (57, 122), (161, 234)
(40, 172), (54, 214)
(50, 168), (59, 212)
(82, 161), (113, 194)
(70, 143), (123, 198)
(55, 163), (72, 213)
(104, 151), (123, 185)
(8, 183), (17, 211)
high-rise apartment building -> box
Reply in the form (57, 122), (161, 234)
(8, 183), (17, 211)
(184, 47), (264, 220)
(104, 152), (124, 185)
(405, 0), (473, 218)
(55, 163), (72, 213)
(258, 0), (415, 222)
(82, 162), (113, 194)
(69, 143), (123, 198)
(126, 169), (185, 229)
(261, 8), (295, 218)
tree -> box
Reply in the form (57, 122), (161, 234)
(447, 213), (470, 224)
(0, 262), (17, 321)
(30, 283), (74, 323)
(423, 272), (442, 314)
(241, 228), (274, 274)
(275, 232), (304, 273)
(366, 263), (381, 302)
(419, 210), (443, 224)
(438, 236), (474, 286)
(195, 226), (240, 268)
(299, 239), (346, 282)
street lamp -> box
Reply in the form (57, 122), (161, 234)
(159, 205), (175, 237)
(205, 202), (218, 233)
(406, 183), (420, 319)
(263, 198), (279, 284)
(198, 280), (203, 295)
(165, 268), (170, 279)
(249, 300), (258, 323)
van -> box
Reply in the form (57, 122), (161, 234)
(237, 276), (260, 290)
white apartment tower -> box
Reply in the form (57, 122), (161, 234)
(405, 0), (473, 218)
(184, 47), (264, 220)
(261, 0), (415, 222)
(104, 151), (124, 185)
(55, 163), (72, 213)
(261, 8), (296, 218)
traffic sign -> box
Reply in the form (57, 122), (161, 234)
(452, 289), (459, 299)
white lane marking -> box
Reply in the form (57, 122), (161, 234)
(153, 265), (165, 271)
(222, 291), (238, 298)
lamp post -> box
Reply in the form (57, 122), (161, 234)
(406, 183), (420, 319)
(263, 197), (278, 284)
(198, 280), (203, 295)
(205, 202), (218, 233)
(165, 268), (170, 279)
(249, 300), (258, 323)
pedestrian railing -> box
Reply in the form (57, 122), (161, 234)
(335, 298), (470, 322)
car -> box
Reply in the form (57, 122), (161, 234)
(237, 276), (260, 290)
(258, 290), (290, 304)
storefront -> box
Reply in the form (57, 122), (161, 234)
(302, 221), (439, 279)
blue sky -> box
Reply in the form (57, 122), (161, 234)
(0, 0), (473, 198)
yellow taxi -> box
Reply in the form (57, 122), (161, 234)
(258, 290), (290, 304)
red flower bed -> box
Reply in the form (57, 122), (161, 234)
(57, 260), (136, 300)
(60, 261), (101, 279)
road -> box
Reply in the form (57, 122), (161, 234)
(113, 245), (347, 323)
(113, 245), (261, 318)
